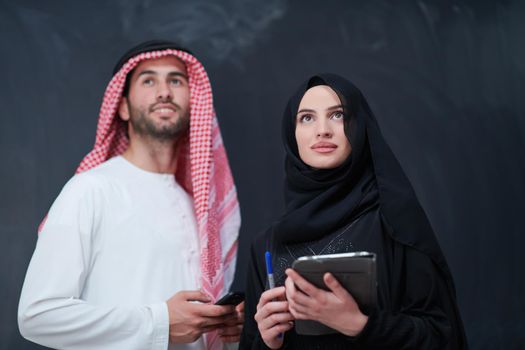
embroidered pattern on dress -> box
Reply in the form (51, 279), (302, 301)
(274, 216), (364, 285)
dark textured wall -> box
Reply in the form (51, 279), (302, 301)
(1, 0), (523, 349)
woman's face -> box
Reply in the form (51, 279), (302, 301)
(295, 85), (352, 169)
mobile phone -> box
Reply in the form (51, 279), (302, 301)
(214, 291), (245, 306)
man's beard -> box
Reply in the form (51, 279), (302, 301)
(127, 101), (190, 142)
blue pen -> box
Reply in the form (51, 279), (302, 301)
(265, 251), (283, 338)
(265, 251), (276, 289)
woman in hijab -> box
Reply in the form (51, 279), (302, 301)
(239, 74), (468, 349)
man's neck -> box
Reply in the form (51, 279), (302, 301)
(122, 135), (181, 174)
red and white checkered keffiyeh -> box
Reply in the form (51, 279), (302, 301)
(44, 49), (240, 349)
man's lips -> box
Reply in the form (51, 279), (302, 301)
(151, 103), (177, 111)
(311, 142), (337, 153)
(150, 103), (178, 117)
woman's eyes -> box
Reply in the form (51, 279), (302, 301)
(298, 111), (344, 123)
(331, 111), (344, 120)
(299, 114), (314, 123)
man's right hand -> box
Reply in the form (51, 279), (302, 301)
(167, 290), (236, 344)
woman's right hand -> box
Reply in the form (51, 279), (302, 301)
(254, 286), (294, 349)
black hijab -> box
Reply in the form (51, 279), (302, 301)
(261, 74), (467, 349)
(275, 74), (452, 280)
(275, 73), (465, 322)
(277, 75), (376, 246)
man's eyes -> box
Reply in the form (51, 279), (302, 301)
(140, 78), (185, 86)
(142, 78), (154, 86)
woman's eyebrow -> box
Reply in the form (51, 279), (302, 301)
(326, 104), (343, 111)
(297, 108), (316, 114)
(297, 105), (343, 114)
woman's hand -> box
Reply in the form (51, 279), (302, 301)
(285, 268), (368, 337)
(254, 286), (294, 349)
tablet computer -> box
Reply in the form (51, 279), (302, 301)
(291, 251), (377, 335)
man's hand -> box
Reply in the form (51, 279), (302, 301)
(285, 269), (368, 337)
(218, 301), (245, 343)
(167, 290), (235, 344)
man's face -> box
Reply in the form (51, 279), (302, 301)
(119, 56), (190, 141)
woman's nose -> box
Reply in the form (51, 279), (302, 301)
(316, 120), (333, 138)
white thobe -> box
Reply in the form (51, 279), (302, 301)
(18, 156), (207, 350)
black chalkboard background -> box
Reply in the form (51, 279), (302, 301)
(1, 0), (523, 349)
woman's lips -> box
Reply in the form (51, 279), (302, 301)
(311, 142), (337, 153)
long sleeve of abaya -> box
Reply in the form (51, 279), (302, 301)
(239, 241), (274, 350)
(347, 246), (455, 349)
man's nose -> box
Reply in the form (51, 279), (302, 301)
(156, 82), (172, 100)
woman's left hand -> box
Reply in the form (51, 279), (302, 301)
(284, 268), (368, 337)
